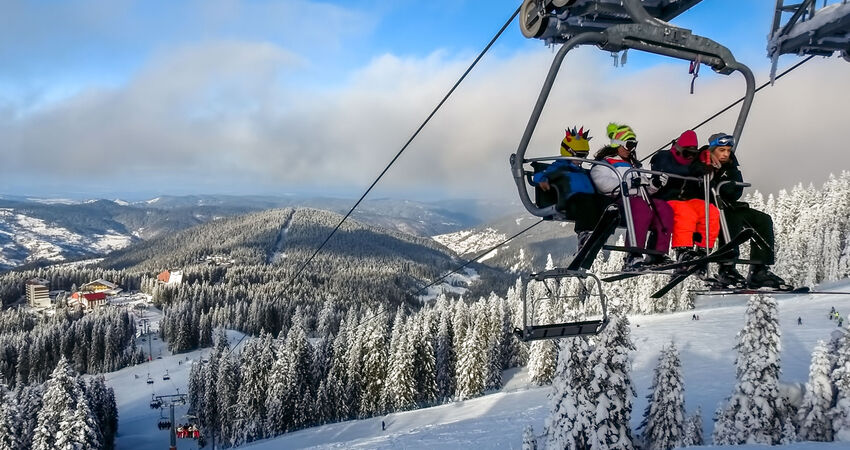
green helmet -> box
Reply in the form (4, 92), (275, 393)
(607, 122), (637, 146)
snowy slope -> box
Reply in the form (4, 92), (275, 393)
(246, 282), (850, 449)
(108, 280), (850, 450)
(0, 208), (134, 268)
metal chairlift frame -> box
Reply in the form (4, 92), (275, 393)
(510, 0), (756, 340)
(769, 0), (850, 61)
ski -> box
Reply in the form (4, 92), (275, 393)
(566, 206), (620, 271)
(602, 229), (754, 283)
(650, 265), (702, 298)
(692, 287), (850, 296)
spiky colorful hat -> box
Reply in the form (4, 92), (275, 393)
(560, 126), (591, 157)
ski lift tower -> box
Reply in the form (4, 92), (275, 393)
(768, 0), (850, 71)
(155, 393), (187, 450)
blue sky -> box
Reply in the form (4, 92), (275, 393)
(1, 0), (848, 200)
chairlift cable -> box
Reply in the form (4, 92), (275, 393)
(639, 55), (815, 163)
(285, 5), (522, 287)
(414, 218), (544, 297)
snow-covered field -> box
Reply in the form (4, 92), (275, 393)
(433, 228), (507, 257)
(417, 267), (480, 302)
(109, 280), (850, 449)
(0, 208), (134, 267)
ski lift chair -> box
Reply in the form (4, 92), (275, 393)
(149, 394), (162, 410)
(157, 409), (171, 430)
(510, 0), (756, 340)
(162, 370), (170, 381)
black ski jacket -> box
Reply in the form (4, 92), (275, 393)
(712, 154), (745, 205)
(649, 149), (712, 201)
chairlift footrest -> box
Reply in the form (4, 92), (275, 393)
(602, 245), (666, 256)
(515, 319), (608, 341)
(531, 268), (588, 281)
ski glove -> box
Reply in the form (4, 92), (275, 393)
(630, 176), (650, 189)
(650, 173), (669, 189)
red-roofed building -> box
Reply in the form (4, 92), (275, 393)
(71, 291), (107, 309)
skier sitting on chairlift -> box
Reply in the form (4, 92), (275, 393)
(532, 126), (614, 253)
(650, 130), (719, 276)
(708, 132), (791, 290)
(590, 123), (674, 271)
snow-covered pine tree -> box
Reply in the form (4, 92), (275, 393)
(434, 308), (456, 401)
(484, 294), (505, 391)
(831, 330), (850, 441)
(505, 278), (529, 367)
(264, 337), (290, 437)
(382, 317), (416, 412)
(68, 389), (102, 450)
(526, 281), (556, 385)
(216, 351), (241, 446)
(411, 314), (437, 407)
(638, 342), (685, 450)
(32, 357), (82, 450)
(713, 294), (785, 445)
(681, 407), (704, 447)
(522, 424), (538, 450)
(587, 312), (636, 449)
(797, 340), (834, 441)
(780, 419), (798, 445)
(233, 331), (274, 443)
(0, 383), (21, 450)
(455, 304), (487, 400)
(358, 306), (388, 418)
(85, 375), (118, 450)
(544, 336), (593, 449)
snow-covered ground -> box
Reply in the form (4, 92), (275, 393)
(433, 227), (507, 257)
(417, 267), (480, 302)
(108, 327), (247, 450)
(109, 280), (850, 449)
(0, 208), (134, 267)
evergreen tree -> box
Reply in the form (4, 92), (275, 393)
(638, 342), (685, 450)
(797, 340), (834, 441)
(32, 358), (81, 450)
(358, 308), (388, 418)
(681, 408), (704, 447)
(831, 331), (850, 441)
(587, 313), (636, 449)
(411, 316), (437, 407)
(527, 282), (556, 385)
(780, 419), (798, 445)
(382, 318), (416, 412)
(455, 308), (487, 401)
(0, 384), (21, 450)
(544, 336), (593, 449)
(713, 294), (785, 445)
(216, 352), (241, 447)
(434, 310), (456, 401)
(522, 424), (538, 450)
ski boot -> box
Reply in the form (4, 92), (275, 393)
(576, 230), (592, 250)
(748, 265), (793, 291)
(644, 253), (674, 268)
(713, 263), (747, 289)
(621, 253), (645, 272)
(674, 247), (707, 277)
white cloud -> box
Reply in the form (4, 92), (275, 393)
(3, 43), (849, 199)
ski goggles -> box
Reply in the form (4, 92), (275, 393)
(709, 134), (735, 147)
(624, 139), (638, 151)
(678, 145), (700, 158)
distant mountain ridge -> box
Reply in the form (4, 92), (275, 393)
(0, 194), (519, 272)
